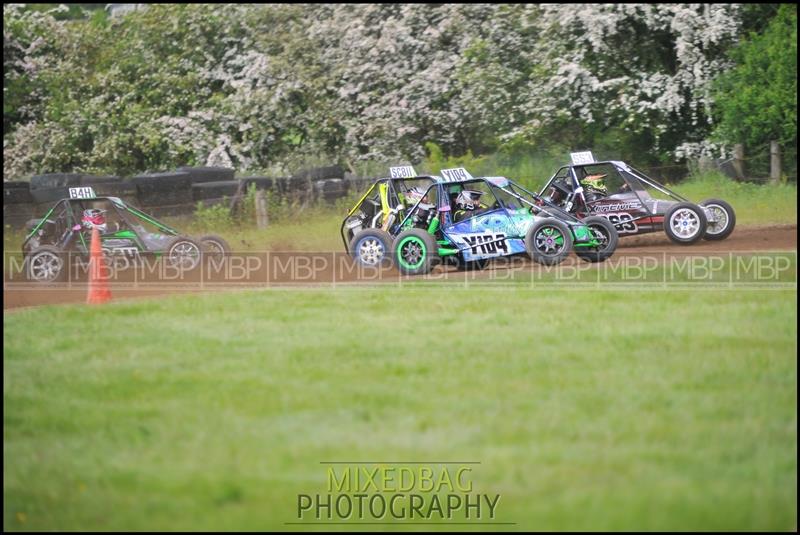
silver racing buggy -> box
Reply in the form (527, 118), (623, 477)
(540, 152), (736, 245)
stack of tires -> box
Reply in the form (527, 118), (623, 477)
(3, 182), (36, 228)
(80, 175), (138, 204)
(131, 171), (193, 217)
(238, 176), (274, 192)
(293, 165), (349, 204)
(182, 166), (238, 207)
(28, 173), (83, 204)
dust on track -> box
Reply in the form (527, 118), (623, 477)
(4, 224), (796, 310)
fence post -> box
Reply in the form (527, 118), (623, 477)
(770, 141), (782, 183)
(255, 190), (268, 229)
(733, 143), (745, 180)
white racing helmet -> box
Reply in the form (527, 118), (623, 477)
(455, 190), (483, 211)
(81, 208), (107, 232)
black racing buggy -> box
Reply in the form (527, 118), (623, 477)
(540, 152), (736, 245)
(21, 187), (231, 282)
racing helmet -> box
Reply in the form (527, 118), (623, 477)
(81, 208), (107, 232)
(455, 190), (483, 211)
(581, 173), (608, 194)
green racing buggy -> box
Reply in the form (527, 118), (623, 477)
(21, 186), (231, 282)
(342, 167), (618, 274)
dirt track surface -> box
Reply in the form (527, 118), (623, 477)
(4, 225), (796, 310)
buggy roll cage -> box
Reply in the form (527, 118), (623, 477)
(544, 160), (690, 205)
(23, 196), (181, 252)
(339, 175), (440, 249)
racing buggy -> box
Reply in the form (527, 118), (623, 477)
(540, 152), (736, 245)
(22, 186), (231, 282)
(341, 166), (618, 274)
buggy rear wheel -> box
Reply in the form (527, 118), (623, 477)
(349, 229), (393, 268)
(197, 234), (231, 257)
(699, 199), (736, 241)
(525, 219), (573, 265)
(664, 202), (707, 245)
(576, 216), (618, 263)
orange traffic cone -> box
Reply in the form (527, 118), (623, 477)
(87, 227), (112, 304)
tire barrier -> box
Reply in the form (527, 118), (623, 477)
(177, 166), (236, 184)
(239, 176), (274, 191)
(314, 178), (350, 203)
(191, 180), (240, 201)
(80, 175), (121, 186)
(292, 165), (345, 181)
(4, 165), (362, 228)
(29, 173), (84, 204)
(3, 203), (37, 228)
(4, 182), (34, 204)
(131, 171), (192, 206)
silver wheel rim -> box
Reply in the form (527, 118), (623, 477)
(704, 204), (729, 235)
(670, 208), (701, 239)
(357, 237), (384, 265)
(30, 251), (63, 282)
(168, 241), (200, 270)
(534, 227), (565, 255)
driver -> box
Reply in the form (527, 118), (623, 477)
(580, 173), (609, 203)
(81, 208), (107, 233)
(454, 189), (488, 222)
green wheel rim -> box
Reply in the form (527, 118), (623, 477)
(534, 226), (565, 255)
(397, 236), (427, 270)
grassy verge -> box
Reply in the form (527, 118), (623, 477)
(4, 287), (797, 531)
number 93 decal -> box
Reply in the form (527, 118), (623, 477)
(597, 212), (638, 233)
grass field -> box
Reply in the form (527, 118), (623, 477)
(4, 284), (797, 531)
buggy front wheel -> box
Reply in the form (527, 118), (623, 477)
(664, 202), (707, 245)
(525, 219), (573, 265)
(25, 246), (66, 283)
(392, 229), (439, 275)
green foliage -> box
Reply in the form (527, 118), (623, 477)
(193, 201), (235, 232)
(712, 5), (797, 150)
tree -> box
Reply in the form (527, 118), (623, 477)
(711, 4), (797, 152)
